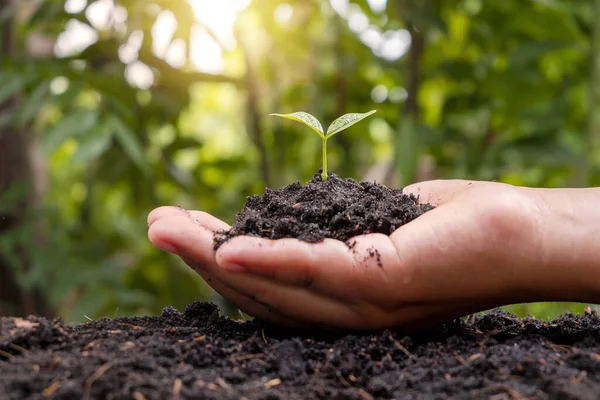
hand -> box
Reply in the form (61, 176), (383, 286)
(147, 180), (543, 331)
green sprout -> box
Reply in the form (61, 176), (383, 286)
(270, 110), (377, 181)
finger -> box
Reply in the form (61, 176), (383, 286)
(215, 234), (405, 303)
(158, 223), (360, 328)
(402, 179), (485, 206)
(187, 263), (303, 328)
(198, 261), (359, 329)
(148, 215), (216, 265)
(220, 275), (360, 330)
(185, 210), (230, 231)
(148, 206), (230, 231)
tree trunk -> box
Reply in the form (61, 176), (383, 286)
(384, 14), (426, 187)
(0, 0), (51, 317)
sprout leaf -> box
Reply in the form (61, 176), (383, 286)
(270, 112), (325, 139)
(270, 109), (376, 181)
(326, 110), (377, 137)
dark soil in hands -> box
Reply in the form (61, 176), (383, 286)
(2, 303), (600, 399)
(214, 171), (434, 249)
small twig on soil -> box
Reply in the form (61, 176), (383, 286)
(83, 362), (112, 400)
(172, 378), (182, 400)
(0, 349), (13, 360)
(216, 377), (233, 393)
(358, 389), (376, 400)
(389, 335), (415, 359)
(119, 322), (144, 330)
(570, 371), (587, 384)
(9, 343), (27, 353)
(132, 392), (148, 400)
(234, 353), (266, 361)
(545, 340), (574, 353)
(264, 378), (281, 388)
(548, 354), (564, 365)
(336, 371), (351, 387)
(42, 379), (61, 397)
(486, 384), (530, 400)
(500, 315), (525, 327)
(453, 351), (468, 366)
(49, 356), (60, 369)
(261, 329), (267, 345)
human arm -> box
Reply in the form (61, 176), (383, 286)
(147, 180), (600, 331)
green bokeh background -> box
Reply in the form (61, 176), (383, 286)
(0, 0), (598, 322)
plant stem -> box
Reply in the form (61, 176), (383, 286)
(322, 138), (328, 181)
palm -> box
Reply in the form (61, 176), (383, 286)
(148, 180), (536, 331)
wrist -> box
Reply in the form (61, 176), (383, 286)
(520, 186), (600, 303)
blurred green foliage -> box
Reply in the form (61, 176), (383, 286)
(0, 0), (598, 322)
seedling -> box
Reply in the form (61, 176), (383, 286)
(270, 110), (377, 181)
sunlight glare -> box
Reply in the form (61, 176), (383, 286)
(329, 0), (350, 17)
(388, 87), (408, 103)
(359, 27), (383, 48)
(54, 19), (98, 57)
(330, 0), (409, 61)
(186, 0), (249, 73)
(348, 8), (369, 33)
(118, 30), (143, 64)
(371, 84), (388, 103)
(64, 0), (87, 14)
(125, 61), (155, 90)
(166, 39), (187, 69)
(367, 0), (387, 13)
(190, 25), (223, 74)
(50, 77), (70, 96)
(377, 30), (411, 61)
(274, 4), (293, 24)
(86, 0), (112, 30)
(151, 10), (178, 58)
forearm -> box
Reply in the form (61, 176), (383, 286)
(522, 186), (600, 303)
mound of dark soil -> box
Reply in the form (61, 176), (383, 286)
(214, 171), (434, 249)
(2, 303), (600, 399)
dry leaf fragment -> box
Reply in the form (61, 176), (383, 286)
(265, 378), (281, 388)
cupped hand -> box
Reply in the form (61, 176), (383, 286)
(147, 180), (543, 332)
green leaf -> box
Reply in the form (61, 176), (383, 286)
(108, 116), (151, 176)
(270, 112), (325, 139)
(0, 74), (27, 104)
(16, 82), (50, 126)
(395, 118), (420, 185)
(509, 41), (572, 67)
(28, 0), (66, 26)
(74, 121), (114, 164)
(326, 110), (377, 138)
(42, 109), (99, 154)
(412, 11), (448, 34)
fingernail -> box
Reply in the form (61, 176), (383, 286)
(220, 262), (245, 272)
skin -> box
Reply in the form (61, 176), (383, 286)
(147, 179), (600, 332)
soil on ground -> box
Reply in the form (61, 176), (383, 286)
(214, 171), (434, 249)
(2, 303), (600, 399)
